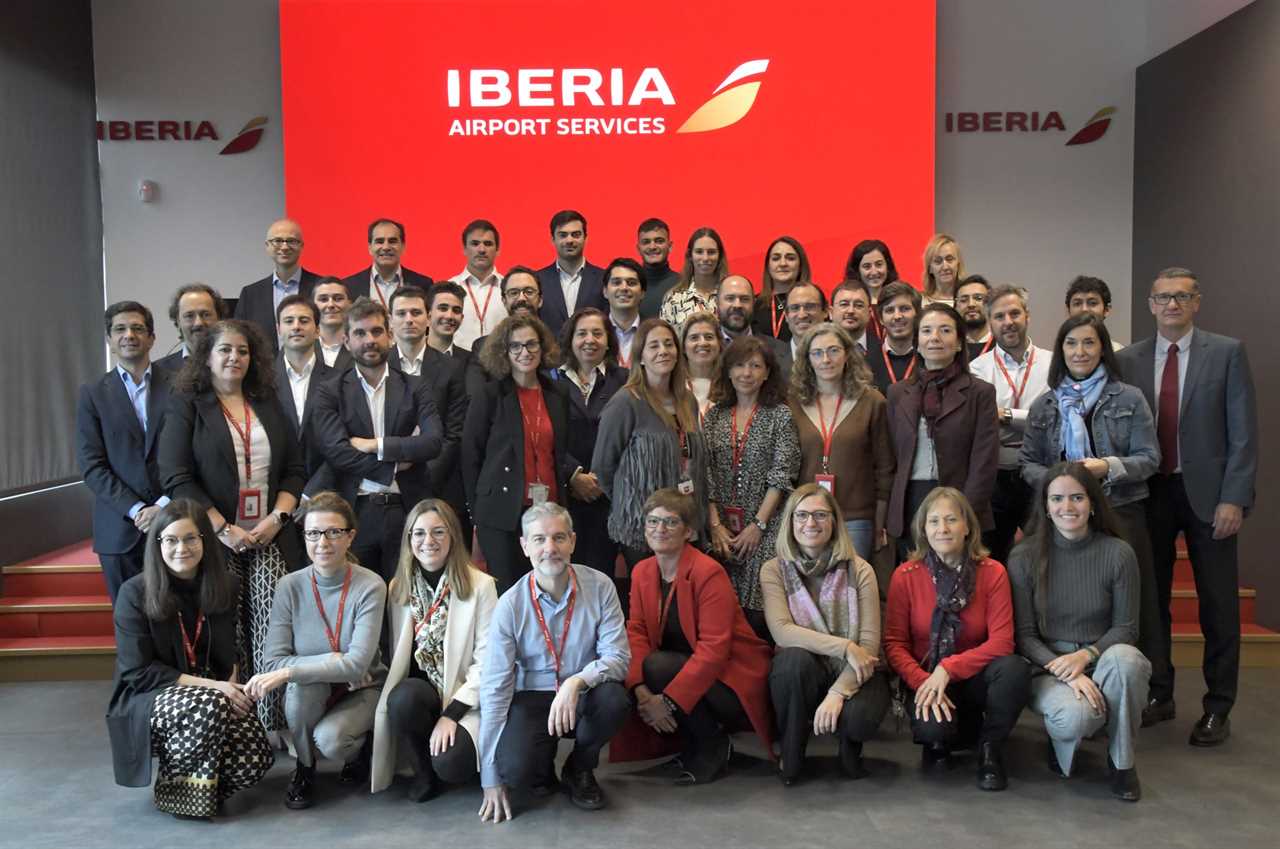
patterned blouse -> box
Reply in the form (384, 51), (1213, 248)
(704, 402), (801, 611)
(660, 285), (716, 331)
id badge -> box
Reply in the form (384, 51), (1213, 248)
(239, 488), (263, 521)
(677, 478), (695, 495)
(815, 473), (836, 496)
(723, 506), (746, 535)
(528, 483), (550, 504)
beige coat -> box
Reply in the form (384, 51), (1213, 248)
(371, 566), (497, 793)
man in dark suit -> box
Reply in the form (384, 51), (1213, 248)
(535, 209), (606, 336)
(426, 281), (471, 361)
(311, 276), (355, 371)
(829, 278), (881, 357)
(233, 219), (325, 351)
(466, 265), (543, 397)
(1117, 267), (1257, 746)
(153, 283), (228, 373)
(76, 301), (172, 601)
(715, 274), (789, 368)
(867, 281), (922, 396)
(273, 294), (335, 495)
(311, 297), (443, 582)
(770, 282), (827, 378)
(341, 218), (433, 308)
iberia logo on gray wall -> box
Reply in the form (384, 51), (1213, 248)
(943, 106), (1117, 145)
(95, 116), (268, 154)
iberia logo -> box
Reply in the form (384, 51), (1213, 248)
(676, 59), (770, 134)
(219, 116), (269, 154)
(943, 105), (1117, 146)
(1064, 107), (1115, 146)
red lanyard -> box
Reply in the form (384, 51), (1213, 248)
(976, 336), (995, 356)
(771, 295), (785, 338)
(881, 345), (917, 384)
(414, 580), (451, 637)
(310, 567), (353, 652)
(518, 388), (548, 484)
(730, 402), (759, 499)
(178, 612), (205, 670)
(816, 393), (844, 473)
(463, 278), (496, 331)
(370, 273), (400, 310)
(530, 569), (578, 687)
(220, 401), (253, 482)
(992, 347), (1036, 410)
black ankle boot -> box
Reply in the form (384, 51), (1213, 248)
(921, 742), (951, 769)
(839, 739), (869, 779)
(285, 763), (316, 809)
(977, 741), (1007, 791)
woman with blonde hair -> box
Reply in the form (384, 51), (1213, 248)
(372, 498), (498, 802)
(921, 233), (965, 307)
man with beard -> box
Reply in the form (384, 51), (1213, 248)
(956, 274), (994, 360)
(969, 285), (1051, 565)
(829, 279), (878, 355)
(311, 297), (443, 581)
(602, 258), (645, 368)
(466, 266), (544, 396)
(342, 218), (433, 307)
(635, 218), (679, 319)
(478, 503), (629, 822)
(312, 277), (354, 370)
(716, 275), (789, 362)
(866, 281), (922, 396)
(154, 283), (228, 372)
(234, 218), (326, 351)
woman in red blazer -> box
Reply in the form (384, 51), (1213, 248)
(884, 487), (1029, 792)
(610, 488), (774, 784)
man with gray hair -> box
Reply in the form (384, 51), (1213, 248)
(969, 285), (1052, 565)
(478, 502), (630, 822)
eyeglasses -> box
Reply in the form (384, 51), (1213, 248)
(793, 509), (834, 525)
(411, 528), (450, 542)
(644, 516), (684, 529)
(160, 533), (202, 549)
(302, 528), (354, 541)
(508, 340), (542, 354)
(956, 293), (987, 305)
(808, 346), (845, 362)
(1150, 292), (1197, 305)
(787, 303), (822, 314)
(505, 287), (539, 299)
(266, 237), (303, 248)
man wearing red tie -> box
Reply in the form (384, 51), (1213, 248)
(342, 218), (433, 307)
(1117, 268), (1257, 747)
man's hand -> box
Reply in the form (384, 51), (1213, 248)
(133, 505), (161, 533)
(1213, 503), (1244, 540)
(350, 436), (378, 454)
(569, 471), (604, 502)
(548, 675), (585, 737)
(478, 785), (513, 823)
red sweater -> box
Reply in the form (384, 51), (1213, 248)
(883, 557), (1015, 690)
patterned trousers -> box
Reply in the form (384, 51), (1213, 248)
(228, 544), (289, 730)
(150, 685), (274, 817)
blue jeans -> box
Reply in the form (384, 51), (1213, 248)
(844, 519), (873, 561)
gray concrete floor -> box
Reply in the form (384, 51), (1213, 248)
(1, 670), (1276, 849)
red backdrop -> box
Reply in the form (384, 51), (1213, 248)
(279, 0), (935, 291)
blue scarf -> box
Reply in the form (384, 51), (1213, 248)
(1056, 367), (1109, 460)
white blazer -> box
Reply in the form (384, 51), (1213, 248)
(371, 565), (497, 792)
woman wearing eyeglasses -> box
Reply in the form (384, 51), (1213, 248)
(372, 499), (498, 802)
(108, 499), (273, 820)
(462, 315), (576, 595)
(246, 492), (387, 810)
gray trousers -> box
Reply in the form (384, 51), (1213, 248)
(1029, 643), (1150, 774)
(285, 682), (380, 767)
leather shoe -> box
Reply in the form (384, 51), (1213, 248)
(407, 772), (441, 803)
(675, 734), (732, 785)
(1189, 712), (1231, 747)
(284, 764), (315, 810)
(921, 742), (951, 770)
(976, 741), (1008, 792)
(339, 735), (373, 784)
(1141, 698), (1176, 728)
(1108, 757), (1141, 802)
(839, 739), (869, 780)
(560, 761), (607, 810)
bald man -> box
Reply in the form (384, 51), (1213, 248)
(234, 218), (328, 351)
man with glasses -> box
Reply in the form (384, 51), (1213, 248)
(956, 275), (994, 360)
(778, 282), (827, 375)
(829, 279), (878, 355)
(1117, 268), (1257, 746)
(466, 266), (544, 395)
(154, 283), (228, 372)
(234, 219), (327, 352)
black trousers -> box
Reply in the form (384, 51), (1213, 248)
(352, 496), (406, 583)
(1112, 499), (1170, 698)
(100, 539), (145, 604)
(897, 479), (938, 563)
(770, 648), (890, 774)
(642, 650), (750, 772)
(909, 655), (1030, 748)
(983, 469), (1032, 567)
(384, 677), (477, 784)
(495, 683), (630, 789)
(568, 496), (619, 578)
(476, 524), (532, 597)
(1145, 474), (1240, 714)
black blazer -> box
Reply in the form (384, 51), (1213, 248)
(158, 388), (307, 569)
(462, 374), (574, 532)
(548, 364), (628, 472)
(387, 345), (469, 492)
(341, 266), (434, 302)
(535, 261), (607, 337)
(233, 268), (325, 352)
(153, 348), (188, 374)
(311, 366), (443, 508)
(317, 339), (355, 373)
(273, 352), (337, 491)
(76, 366), (172, 555)
(107, 574), (240, 787)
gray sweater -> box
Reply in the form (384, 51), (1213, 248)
(263, 563), (388, 685)
(1007, 530), (1138, 668)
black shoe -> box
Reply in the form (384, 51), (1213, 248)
(1189, 712), (1231, 747)
(407, 772), (441, 803)
(976, 741), (1008, 792)
(1047, 742), (1066, 778)
(1108, 757), (1142, 802)
(560, 761), (607, 810)
(675, 734), (732, 785)
(284, 764), (315, 810)
(339, 735), (373, 784)
(839, 739), (869, 780)
(1141, 698), (1176, 728)
(921, 742), (951, 770)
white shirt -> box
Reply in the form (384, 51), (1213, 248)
(225, 407), (272, 528)
(450, 269), (507, 350)
(559, 362), (608, 404)
(396, 341), (426, 376)
(970, 342), (1052, 467)
(610, 313), (640, 367)
(557, 259), (585, 314)
(1154, 327), (1194, 472)
(355, 364), (399, 495)
(319, 339), (345, 367)
(284, 353), (316, 426)
(369, 267), (403, 310)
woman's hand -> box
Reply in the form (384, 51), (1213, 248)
(730, 523), (763, 559)
(844, 642), (879, 686)
(244, 668), (290, 700)
(429, 716), (459, 757)
(913, 665), (954, 723)
(569, 471), (603, 502)
(1082, 457), (1110, 479)
(1068, 674), (1107, 714)
(874, 526), (889, 552)
(813, 691), (845, 735)
(247, 513), (283, 547)
(218, 523), (258, 555)
(1046, 649), (1092, 682)
(210, 679), (254, 718)
(709, 523), (734, 559)
(635, 686), (678, 734)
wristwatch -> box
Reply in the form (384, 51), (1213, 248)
(753, 517), (768, 532)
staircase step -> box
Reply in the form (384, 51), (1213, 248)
(1171, 623), (1280, 668)
(0, 595), (114, 639)
(1171, 586), (1256, 626)
(10, 540), (98, 567)
(2, 565), (106, 597)
(0, 635), (116, 681)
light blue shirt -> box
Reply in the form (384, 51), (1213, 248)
(117, 365), (170, 520)
(271, 268), (302, 313)
(478, 564), (629, 786)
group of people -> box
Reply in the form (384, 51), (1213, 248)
(82, 215), (1257, 822)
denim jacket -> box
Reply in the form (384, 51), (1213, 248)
(1018, 378), (1160, 506)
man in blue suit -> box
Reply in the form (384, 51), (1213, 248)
(76, 301), (172, 602)
(536, 209), (606, 336)
(233, 218), (326, 351)
(1117, 267), (1258, 747)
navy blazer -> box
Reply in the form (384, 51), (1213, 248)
(549, 364), (628, 472)
(535, 261), (607, 337)
(341, 266), (434, 302)
(310, 366), (443, 508)
(233, 268), (325, 352)
(273, 352), (337, 491)
(158, 388), (307, 569)
(387, 345), (469, 493)
(76, 366), (172, 555)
